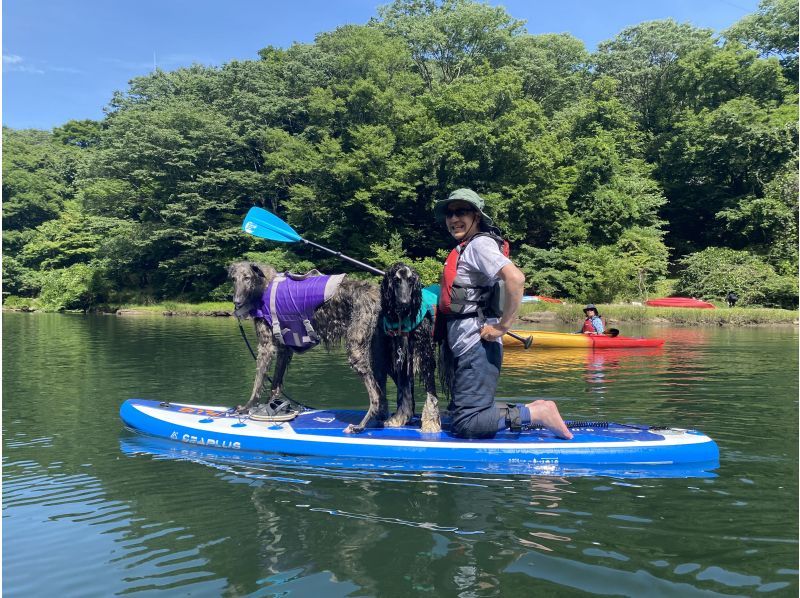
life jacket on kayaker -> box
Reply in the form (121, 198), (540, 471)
(581, 316), (606, 334)
(434, 232), (510, 341)
(580, 304), (605, 334)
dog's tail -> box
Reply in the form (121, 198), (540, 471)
(437, 341), (454, 404)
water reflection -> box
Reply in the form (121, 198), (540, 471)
(110, 436), (587, 595)
(503, 346), (665, 393)
(504, 345), (665, 368)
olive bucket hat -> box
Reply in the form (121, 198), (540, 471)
(433, 188), (495, 228)
(583, 304), (600, 315)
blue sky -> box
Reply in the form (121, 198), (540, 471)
(3, 0), (762, 130)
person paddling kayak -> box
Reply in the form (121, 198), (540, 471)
(434, 188), (572, 440)
(579, 304), (605, 334)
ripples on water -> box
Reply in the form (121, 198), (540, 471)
(3, 314), (798, 596)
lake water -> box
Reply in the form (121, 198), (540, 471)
(3, 312), (798, 596)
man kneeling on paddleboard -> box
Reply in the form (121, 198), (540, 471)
(433, 188), (572, 440)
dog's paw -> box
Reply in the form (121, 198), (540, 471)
(384, 413), (411, 428)
(343, 424), (364, 434)
(420, 417), (442, 434)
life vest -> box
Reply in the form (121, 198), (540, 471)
(581, 315), (606, 334)
(249, 271), (345, 353)
(437, 232), (510, 319)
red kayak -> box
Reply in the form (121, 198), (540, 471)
(521, 295), (563, 304)
(645, 297), (716, 309)
(505, 331), (665, 348)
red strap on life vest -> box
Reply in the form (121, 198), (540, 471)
(437, 234), (510, 316)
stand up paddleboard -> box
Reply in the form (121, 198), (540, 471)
(120, 399), (719, 478)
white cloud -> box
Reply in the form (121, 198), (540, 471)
(3, 54), (79, 75)
(4, 54), (45, 73)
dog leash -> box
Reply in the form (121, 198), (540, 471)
(236, 316), (259, 360)
(235, 316), (312, 412)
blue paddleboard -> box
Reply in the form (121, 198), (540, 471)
(120, 399), (719, 478)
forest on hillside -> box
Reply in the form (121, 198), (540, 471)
(3, 0), (798, 310)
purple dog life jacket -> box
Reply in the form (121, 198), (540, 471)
(250, 271), (346, 353)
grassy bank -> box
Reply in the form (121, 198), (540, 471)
(115, 301), (232, 316)
(4, 297), (797, 325)
(518, 301), (799, 326)
(1, 296), (233, 317)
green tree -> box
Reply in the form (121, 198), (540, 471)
(656, 96), (797, 254)
(377, 0), (524, 88)
(3, 0), (795, 310)
(716, 161), (799, 274)
(725, 0), (799, 85)
(38, 262), (110, 312)
(3, 128), (68, 232)
(511, 33), (590, 113)
(89, 97), (261, 297)
(676, 247), (797, 308)
(593, 19), (715, 134)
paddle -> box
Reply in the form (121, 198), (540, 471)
(511, 332), (533, 349)
(242, 206), (385, 276)
(242, 206), (534, 348)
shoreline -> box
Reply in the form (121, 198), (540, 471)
(4, 304), (798, 327)
(516, 312), (799, 328)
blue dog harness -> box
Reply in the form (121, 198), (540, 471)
(382, 287), (438, 336)
(250, 271), (346, 353)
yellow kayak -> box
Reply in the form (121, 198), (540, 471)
(503, 330), (665, 349)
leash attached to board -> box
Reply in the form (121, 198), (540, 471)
(235, 315), (312, 415)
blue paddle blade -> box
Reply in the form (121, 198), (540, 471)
(242, 206), (302, 243)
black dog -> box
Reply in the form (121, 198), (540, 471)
(379, 262), (440, 433)
(726, 292), (739, 308)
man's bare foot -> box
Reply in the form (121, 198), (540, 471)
(526, 400), (573, 439)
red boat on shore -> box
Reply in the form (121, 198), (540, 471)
(521, 295), (563, 304)
(645, 297), (716, 309)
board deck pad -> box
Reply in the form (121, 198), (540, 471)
(288, 409), (668, 443)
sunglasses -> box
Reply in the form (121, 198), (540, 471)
(445, 207), (476, 218)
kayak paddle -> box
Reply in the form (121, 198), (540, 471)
(242, 206), (534, 348)
(242, 206), (385, 276)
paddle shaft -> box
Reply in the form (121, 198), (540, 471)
(305, 241), (532, 347)
(302, 239), (385, 276)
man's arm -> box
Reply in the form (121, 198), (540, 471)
(480, 263), (525, 341)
